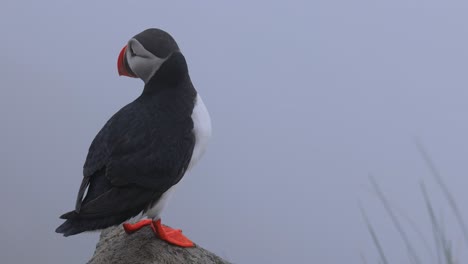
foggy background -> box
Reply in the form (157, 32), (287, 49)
(1, 1), (467, 263)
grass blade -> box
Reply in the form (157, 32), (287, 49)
(370, 176), (422, 264)
(415, 140), (468, 246)
(393, 205), (436, 261)
(420, 181), (443, 264)
(359, 203), (390, 264)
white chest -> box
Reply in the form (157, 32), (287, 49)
(145, 94), (211, 220)
(188, 94), (212, 171)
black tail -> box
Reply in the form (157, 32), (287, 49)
(55, 189), (158, 236)
(55, 211), (133, 237)
(56, 170), (161, 236)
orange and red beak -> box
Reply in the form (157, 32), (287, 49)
(117, 45), (137, 78)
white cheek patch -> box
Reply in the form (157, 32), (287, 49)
(126, 39), (167, 83)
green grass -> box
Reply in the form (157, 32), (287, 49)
(361, 142), (466, 264)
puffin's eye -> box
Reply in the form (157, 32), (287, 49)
(129, 46), (136, 56)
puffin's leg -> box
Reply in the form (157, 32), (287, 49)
(150, 219), (194, 247)
(123, 219), (153, 234)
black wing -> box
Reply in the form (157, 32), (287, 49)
(71, 99), (195, 220)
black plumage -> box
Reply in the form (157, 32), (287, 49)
(56, 43), (197, 236)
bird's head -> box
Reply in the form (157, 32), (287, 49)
(117, 28), (180, 83)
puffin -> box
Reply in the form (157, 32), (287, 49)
(55, 28), (211, 247)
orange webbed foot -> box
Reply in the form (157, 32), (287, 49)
(150, 219), (194, 248)
(123, 219), (152, 234)
(123, 218), (194, 247)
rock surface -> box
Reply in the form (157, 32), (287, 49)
(87, 225), (230, 264)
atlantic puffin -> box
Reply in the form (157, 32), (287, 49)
(56, 28), (211, 247)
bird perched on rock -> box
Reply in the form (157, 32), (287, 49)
(56, 28), (212, 247)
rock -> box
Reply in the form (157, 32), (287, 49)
(87, 225), (230, 264)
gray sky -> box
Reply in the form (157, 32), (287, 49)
(1, 1), (468, 263)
